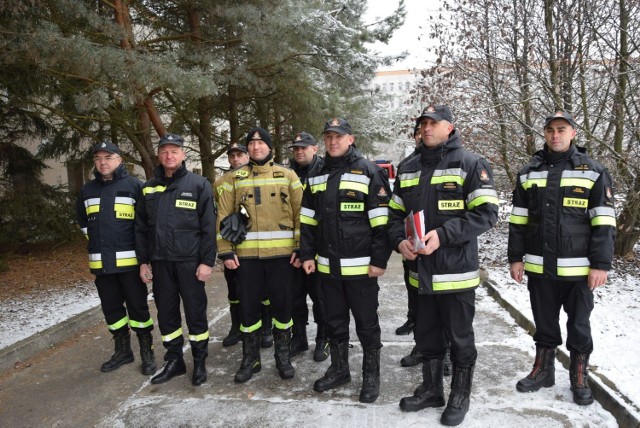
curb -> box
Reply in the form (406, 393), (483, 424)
(481, 272), (640, 428)
(0, 305), (103, 374)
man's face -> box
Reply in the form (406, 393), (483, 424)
(157, 144), (185, 173)
(248, 140), (270, 162)
(292, 145), (318, 166)
(544, 119), (576, 153)
(419, 118), (454, 148)
(228, 150), (249, 169)
(93, 150), (122, 180)
(323, 132), (354, 158)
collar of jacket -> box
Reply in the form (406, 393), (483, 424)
(419, 129), (461, 162)
(154, 161), (187, 183)
(250, 152), (274, 167)
(93, 162), (128, 182)
(291, 155), (321, 178)
(324, 146), (361, 170)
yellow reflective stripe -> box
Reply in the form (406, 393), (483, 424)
(432, 271), (480, 291)
(589, 207), (616, 227)
(108, 316), (129, 331)
(389, 199), (405, 212)
(509, 207), (529, 225)
(563, 197), (588, 208)
(341, 265), (369, 276)
(114, 203), (135, 219)
(370, 215), (388, 227)
(240, 320), (262, 333)
(311, 182), (327, 193)
(189, 331), (210, 342)
(291, 179), (303, 190)
(273, 318), (293, 330)
(560, 178), (595, 189)
(86, 205), (100, 215)
(318, 264), (330, 274)
(235, 178), (293, 188)
(301, 215), (318, 226)
(229, 299), (240, 304)
(431, 175), (465, 186)
(143, 185), (167, 195)
(262, 299), (270, 305)
(129, 317), (153, 328)
(89, 253), (102, 269)
(115, 250), (138, 267)
(591, 216), (616, 227)
(408, 270), (419, 288)
(339, 181), (369, 194)
(162, 328), (183, 342)
(236, 239), (294, 249)
(557, 257), (590, 277)
(521, 178), (547, 190)
(400, 178), (420, 188)
(524, 254), (543, 274)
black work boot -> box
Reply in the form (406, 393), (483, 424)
(234, 332), (261, 383)
(137, 331), (156, 375)
(570, 352), (594, 405)
(101, 329), (135, 373)
(359, 348), (381, 403)
(289, 322), (309, 358)
(399, 359), (445, 411)
(274, 328), (295, 379)
(516, 347), (556, 392)
(222, 304), (241, 347)
(191, 340), (209, 386)
(395, 318), (415, 335)
(260, 305), (274, 349)
(151, 357), (187, 384)
(441, 364), (474, 426)
(314, 340), (351, 392)
(400, 346), (422, 367)
(313, 323), (329, 362)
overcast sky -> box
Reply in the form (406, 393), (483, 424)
(365, 0), (442, 70)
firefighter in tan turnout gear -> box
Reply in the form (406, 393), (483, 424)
(508, 111), (616, 406)
(76, 141), (156, 376)
(217, 127), (303, 383)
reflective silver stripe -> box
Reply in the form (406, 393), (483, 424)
(341, 173), (371, 185)
(522, 171), (548, 181)
(340, 256), (370, 266)
(391, 194), (404, 207)
(301, 207), (316, 218)
(368, 207), (388, 219)
(561, 170), (600, 181)
(524, 254), (543, 265)
(317, 256), (330, 266)
(398, 171), (420, 181)
(116, 250), (136, 259)
(114, 196), (135, 205)
(589, 206), (615, 218)
(432, 270), (479, 283)
(466, 188), (498, 204)
(244, 231), (295, 240)
(89, 253), (102, 262)
(433, 168), (467, 179)
(84, 198), (101, 208)
(511, 207), (529, 216)
(81, 227), (88, 236)
(557, 257), (590, 267)
(309, 174), (329, 186)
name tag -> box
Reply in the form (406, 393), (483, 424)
(438, 200), (464, 210)
(176, 199), (197, 209)
(341, 202), (364, 211)
(564, 197), (587, 208)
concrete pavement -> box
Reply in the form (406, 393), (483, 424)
(0, 253), (629, 427)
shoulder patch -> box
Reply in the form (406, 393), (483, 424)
(377, 187), (388, 197)
(479, 169), (490, 183)
(606, 186), (613, 200)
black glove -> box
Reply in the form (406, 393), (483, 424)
(220, 212), (248, 245)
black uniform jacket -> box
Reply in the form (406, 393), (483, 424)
(300, 146), (392, 280)
(388, 131), (499, 294)
(76, 163), (142, 275)
(136, 162), (217, 266)
(508, 144), (616, 281)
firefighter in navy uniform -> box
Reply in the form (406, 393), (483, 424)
(289, 132), (329, 362)
(388, 105), (499, 426)
(300, 118), (392, 404)
(508, 111), (616, 406)
(217, 127), (303, 383)
(76, 141), (156, 375)
(136, 134), (217, 386)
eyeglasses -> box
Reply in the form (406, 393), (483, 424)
(93, 155), (120, 162)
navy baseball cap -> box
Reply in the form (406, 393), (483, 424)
(92, 141), (120, 155)
(323, 118), (352, 135)
(227, 142), (248, 154)
(158, 133), (184, 147)
(544, 111), (577, 129)
(416, 104), (453, 123)
(291, 132), (317, 148)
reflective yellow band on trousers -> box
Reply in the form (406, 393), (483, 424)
(129, 317), (153, 328)
(240, 320), (262, 333)
(108, 316), (129, 331)
(189, 331), (210, 342)
(162, 327), (183, 342)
